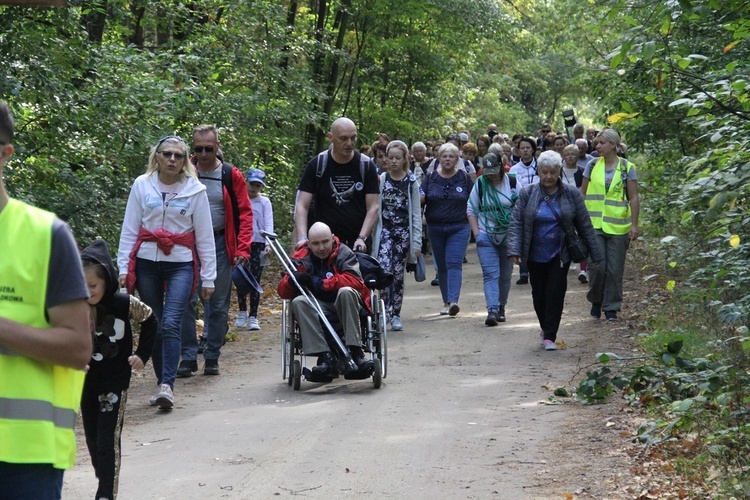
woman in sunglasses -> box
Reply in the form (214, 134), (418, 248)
(117, 135), (216, 410)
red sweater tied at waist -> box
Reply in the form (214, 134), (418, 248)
(126, 227), (199, 296)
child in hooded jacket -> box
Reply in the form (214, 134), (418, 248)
(80, 239), (157, 500)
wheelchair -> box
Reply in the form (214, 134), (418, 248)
(261, 230), (390, 390)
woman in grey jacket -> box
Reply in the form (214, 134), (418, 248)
(507, 151), (603, 350)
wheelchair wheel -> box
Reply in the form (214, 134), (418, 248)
(378, 298), (388, 379)
(372, 355), (382, 389)
(292, 360), (301, 391)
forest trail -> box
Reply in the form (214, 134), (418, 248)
(65, 244), (651, 499)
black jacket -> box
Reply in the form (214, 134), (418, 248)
(81, 239), (157, 392)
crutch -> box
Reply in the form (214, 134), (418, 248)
(261, 230), (358, 372)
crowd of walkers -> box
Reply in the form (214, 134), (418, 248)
(362, 122), (639, 345)
(0, 96), (641, 500)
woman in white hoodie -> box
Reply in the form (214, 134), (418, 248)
(117, 135), (216, 410)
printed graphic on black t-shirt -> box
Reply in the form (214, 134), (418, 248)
(299, 152), (379, 242)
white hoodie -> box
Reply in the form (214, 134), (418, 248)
(117, 171), (217, 288)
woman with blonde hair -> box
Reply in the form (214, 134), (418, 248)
(371, 140), (422, 331)
(581, 128), (640, 321)
(117, 135), (216, 409)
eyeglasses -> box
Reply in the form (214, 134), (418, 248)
(158, 151), (185, 160)
(194, 146), (215, 153)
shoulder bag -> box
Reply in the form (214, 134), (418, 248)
(548, 190), (589, 263)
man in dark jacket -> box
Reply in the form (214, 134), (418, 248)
(277, 222), (373, 381)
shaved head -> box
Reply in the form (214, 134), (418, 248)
(308, 222), (335, 260)
(330, 117), (356, 135)
(327, 117), (358, 163)
(309, 222), (333, 240)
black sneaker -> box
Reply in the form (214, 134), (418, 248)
(516, 275), (528, 285)
(197, 335), (207, 354)
(349, 346), (374, 372)
(204, 359), (220, 375)
(431, 275), (439, 286)
(605, 311), (618, 322)
(497, 306), (506, 322)
(176, 360), (198, 378)
(485, 311), (498, 327)
(590, 303), (602, 319)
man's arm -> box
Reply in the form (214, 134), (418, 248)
(294, 191), (313, 249)
(0, 299), (91, 370)
(354, 193), (379, 251)
(232, 167), (254, 264)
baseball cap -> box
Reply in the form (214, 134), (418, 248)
(459, 132), (469, 142)
(246, 168), (266, 185)
(482, 153), (501, 175)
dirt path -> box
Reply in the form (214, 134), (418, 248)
(64, 245), (650, 499)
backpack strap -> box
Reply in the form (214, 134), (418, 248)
(315, 150), (329, 178)
(359, 153), (371, 184)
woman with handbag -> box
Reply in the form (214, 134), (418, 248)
(467, 153), (518, 327)
(507, 151), (603, 350)
(371, 140), (422, 331)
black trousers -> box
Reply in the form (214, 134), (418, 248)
(528, 256), (570, 342)
(81, 386), (127, 500)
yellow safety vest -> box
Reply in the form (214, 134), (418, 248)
(0, 198), (86, 470)
(585, 157), (633, 235)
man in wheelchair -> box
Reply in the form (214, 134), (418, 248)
(277, 222), (374, 382)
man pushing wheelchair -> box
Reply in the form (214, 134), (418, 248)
(277, 222), (374, 382)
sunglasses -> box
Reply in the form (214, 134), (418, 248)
(158, 151), (185, 160)
(194, 146), (215, 153)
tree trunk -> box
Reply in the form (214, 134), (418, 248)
(80, 0), (107, 44)
(303, 0), (329, 158)
(128, 0), (146, 48)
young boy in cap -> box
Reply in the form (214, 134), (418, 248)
(234, 168), (274, 330)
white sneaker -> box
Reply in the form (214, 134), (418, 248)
(155, 384), (174, 410)
(148, 389), (160, 406)
(235, 311), (247, 328)
(391, 316), (403, 331)
(544, 339), (558, 351)
(569, 264), (577, 271)
(248, 316), (260, 331)
(440, 305), (450, 315)
(578, 271), (588, 284)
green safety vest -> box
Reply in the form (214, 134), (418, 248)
(584, 157), (633, 235)
(0, 198), (86, 469)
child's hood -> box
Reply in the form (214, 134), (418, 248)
(81, 239), (119, 298)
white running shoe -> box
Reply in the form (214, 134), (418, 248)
(235, 311), (247, 328)
(544, 339), (558, 351)
(155, 384), (174, 410)
(578, 271), (588, 284)
(248, 316), (260, 331)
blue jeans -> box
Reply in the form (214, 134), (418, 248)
(181, 240), (232, 361)
(136, 258), (194, 389)
(475, 232), (513, 312)
(0, 462), (64, 499)
(427, 222), (470, 304)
